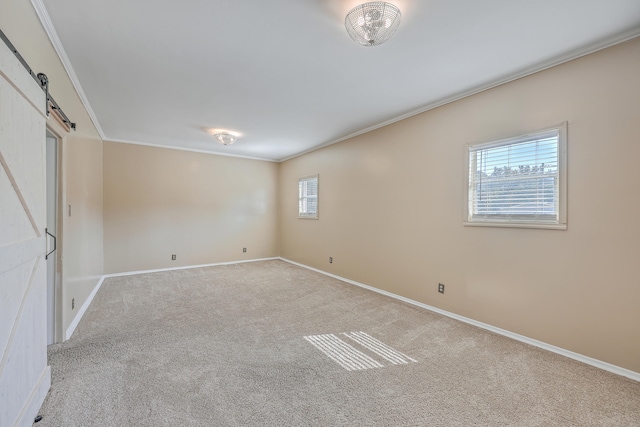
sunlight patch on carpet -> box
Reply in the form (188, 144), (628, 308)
(304, 334), (383, 371)
(343, 331), (417, 365)
(304, 332), (417, 371)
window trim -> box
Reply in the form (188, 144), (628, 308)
(298, 174), (319, 220)
(464, 123), (567, 230)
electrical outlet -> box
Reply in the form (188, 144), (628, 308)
(243, 248), (247, 253)
(438, 283), (445, 294)
(329, 257), (333, 264)
(72, 298), (75, 309)
(171, 254), (176, 260)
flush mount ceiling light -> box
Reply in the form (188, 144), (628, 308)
(345, 2), (401, 47)
(212, 131), (238, 146)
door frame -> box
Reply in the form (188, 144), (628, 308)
(46, 127), (64, 344)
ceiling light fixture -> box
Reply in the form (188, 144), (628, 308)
(345, 2), (401, 47)
(212, 132), (238, 146)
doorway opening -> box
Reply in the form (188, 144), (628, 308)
(46, 130), (61, 344)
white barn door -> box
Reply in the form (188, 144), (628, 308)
(0, 41), (51, 426)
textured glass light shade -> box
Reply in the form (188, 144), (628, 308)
(345, 2), (401, 46)
(213, 132), (237, 145)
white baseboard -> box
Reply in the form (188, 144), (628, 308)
(13, 365), (50, 427)
(64, 256), (640, 381)
(104, 257), (280, 278)
(65, 276), (105, 340)
(279, 257), (640, 382)
(65, 257), (280, 340)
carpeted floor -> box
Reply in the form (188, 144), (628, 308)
(36, 260), (640, 426)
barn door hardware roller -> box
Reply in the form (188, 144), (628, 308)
(37, 73), (76, 131)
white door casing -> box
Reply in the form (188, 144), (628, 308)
(0, 39), (51, 427)
(45, 133), (57, 345)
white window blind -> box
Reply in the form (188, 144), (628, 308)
(299, 175), (318, 219)
(466, 124), (567, 229)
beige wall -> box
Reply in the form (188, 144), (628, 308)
(279, 38), (640, 373)
(1, 0), (104, 337)
(60, 136), (104, 331)
(103, 142), (279, 273)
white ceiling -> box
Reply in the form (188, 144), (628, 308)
(38, 0), (640, 161)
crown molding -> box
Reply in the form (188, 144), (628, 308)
(279, 26), (640, 162)
(105, 138), (278, 162)
(26, 2), (640, 162)
(30, 0), (106, 139)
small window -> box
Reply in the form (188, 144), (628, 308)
(298, 175), (319, 219)
(465, 123), (567, 229)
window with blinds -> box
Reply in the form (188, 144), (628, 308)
(299, 175), (319, 219)
(465, 124), (567, 229)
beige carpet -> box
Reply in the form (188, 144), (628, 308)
(36, 260), (640, 426)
